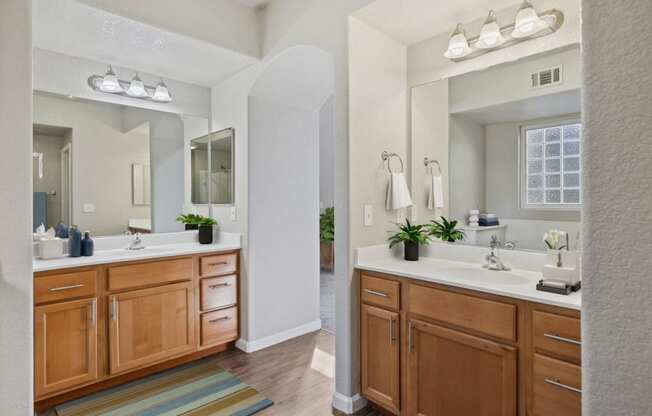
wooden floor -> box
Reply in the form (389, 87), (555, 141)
(213, 330), (381, 416)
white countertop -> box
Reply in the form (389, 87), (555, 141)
(33, 231), (241, 273)
(356, 244), (581, 310)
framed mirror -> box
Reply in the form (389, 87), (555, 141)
(190, 128), (234, 206)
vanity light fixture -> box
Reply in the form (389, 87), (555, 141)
(88, 66), (173, 103)
(476, 11), (506, 49)
(444, 24), (472, 59)
(443, 1), (564, 62)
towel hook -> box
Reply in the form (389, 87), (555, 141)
(382, 151), (404, 174)
(424, 157), (442, 176)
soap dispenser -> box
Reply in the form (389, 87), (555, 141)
(68, 226), (82, 257)
(81, 231), (94, 257)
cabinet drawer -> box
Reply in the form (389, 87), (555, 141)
(200, 275), (237, 311)
(361, 274), (400, 311)
(532, 354), (581, 416)
(200, 307), (238, 347)
(408, 283), (517, 342)
(533, 310), (581, 364)
(107, 258), (193, 291)
(200, 253), (237, 277)
(35, 270), (97, 304)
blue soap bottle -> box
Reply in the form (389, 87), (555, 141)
(81, 231), (94, 257)
(68, 226), (82, 257)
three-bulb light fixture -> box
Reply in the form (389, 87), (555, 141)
(444, 0), (564, 61)
(88, 66), (172, 103)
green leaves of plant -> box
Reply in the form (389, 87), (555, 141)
(320, 207), (335, 243)
(427, 216), (465, 243)
(176, 214), (218, 227)
(387, 219), (432, 248)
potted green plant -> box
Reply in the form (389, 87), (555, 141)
(427, 216), (465, 243)
(320, 207), (335, 271)
(176, 214), (203, 230)
(198, 217), (218, 245)
(387, 219), (431, 261)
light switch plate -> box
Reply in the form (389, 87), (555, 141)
(363, 204), (373, 227)
(230, 206), (237, 221)
(83, 203), (95, 213)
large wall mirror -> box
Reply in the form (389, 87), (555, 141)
(191, 128), (235, 206)
(32, 92), (210, 236)
(411, 45), (582, 251)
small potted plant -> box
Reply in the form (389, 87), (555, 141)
(176, 214), (203, 230)
(427, 216), (465, 243)
(387, 219), (431, 261)
(320, 207), (335, 271)
(198, 217), (218, 245)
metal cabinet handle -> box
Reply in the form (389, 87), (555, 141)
(408, 322), (414, 352)
(209, 283), (230, 289)
(89, 299), (97, 327)
(110, 297), (118, 321)
(389, 318), (394, 344)
(209, 261), (228, 266)
(363, 289), (388, 298)
(544, 333), (582, 346)
(545, 379), (582, 394)
(209, 316), (231, 324)
(49, 283), (84, 292)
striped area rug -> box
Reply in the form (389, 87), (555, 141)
(55, 359), (273, 416)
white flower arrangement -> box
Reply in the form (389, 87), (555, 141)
(543, 229), (568, 251)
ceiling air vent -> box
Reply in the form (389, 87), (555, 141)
(531, 65), (562, 89)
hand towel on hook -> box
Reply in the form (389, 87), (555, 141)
(386, 172), (413, 210)
(427, 174), (444, 210)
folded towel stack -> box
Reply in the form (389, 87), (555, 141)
(479, 213), (499, 226)
(468, 209), (479, 227)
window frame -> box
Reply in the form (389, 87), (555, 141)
(519, 116), (582, 211)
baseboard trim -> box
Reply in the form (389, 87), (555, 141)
(236, 319), (322, 353)
(332, 392), (367, 414)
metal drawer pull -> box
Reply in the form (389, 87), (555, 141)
(545, 379), (582, 394)
(209, 316), (231, 324)
(209, 261), (229, 266)
(49, 283), (84, 292)
(363, 289), (389, 298)
(544, 333), (581, 346)
(209, 282), (231, 289)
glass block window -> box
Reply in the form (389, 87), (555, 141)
(523, 121), (581, 207)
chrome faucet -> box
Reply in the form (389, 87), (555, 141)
(127, 233), (145, 251)
(483, 235), (511, 271)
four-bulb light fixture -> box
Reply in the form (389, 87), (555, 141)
(88, 66), (172, 103)
(444, 0), (564, 61)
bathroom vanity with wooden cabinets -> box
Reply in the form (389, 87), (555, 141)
(359, 270), (581, 416)
(33, 250), (240, 411)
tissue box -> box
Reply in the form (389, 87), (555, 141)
(542, 264), (580, 286)
(39, 238), (65, 259)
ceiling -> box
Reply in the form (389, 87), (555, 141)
(33, 0), (258, 87)
(353, 0), (521, 45)
(235, 0), (271, 8)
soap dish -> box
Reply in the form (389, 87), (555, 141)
(536, 280), (581, 295)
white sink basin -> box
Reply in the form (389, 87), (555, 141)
(438, 266), (531, 286)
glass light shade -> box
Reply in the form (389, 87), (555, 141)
(152, 80), (172, 102)
(476, 11), (506, 49)
(126, 73), (149, 98)
(444, 24), (472, 59)
(512, 1), (548, 39)
(99, 66), (123, 93)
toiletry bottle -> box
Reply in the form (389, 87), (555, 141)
(68, 226), (82, 257)
(81, 231), (94, 257)
(55, 221), (69, 238)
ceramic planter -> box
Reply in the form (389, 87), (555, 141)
(404, 241), (419, 261)
(198, 225), (213, 244)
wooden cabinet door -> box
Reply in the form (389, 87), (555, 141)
(407, 319), (517, 416)
(361, 304), (400, 414)
(35, 298), (98, 398)
(109, 282), (195, 375)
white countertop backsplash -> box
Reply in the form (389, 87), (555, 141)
(356, 242), (581, 310)
(33, 231), (241, 272)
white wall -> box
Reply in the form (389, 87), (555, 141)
(33, 94), (152, 236)
(449, 115), (486, 222)
(410, 80), (450, 223)
(0, 0), (33, 413)
(320, 96), (335, 210)
(408, 0), (581, 86)
(582, 1), (652, 415)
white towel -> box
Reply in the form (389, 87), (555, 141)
(427, 174), (444, 210)
(386, 172), (413, 210)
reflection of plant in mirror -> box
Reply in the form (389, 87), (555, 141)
(387, 220), (431, 248)
(427, 217), (465, 243)
(176, 214), (217, 226)
(320, 207), (335, 243)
